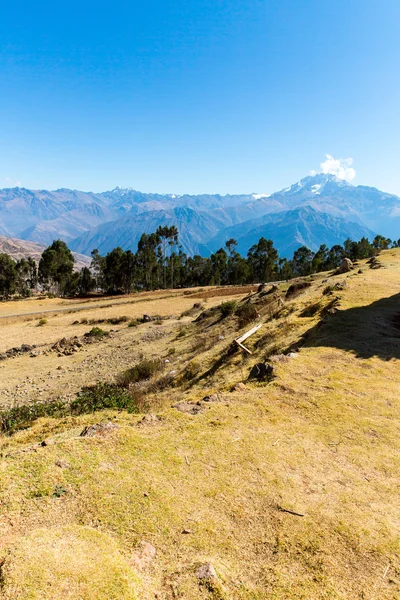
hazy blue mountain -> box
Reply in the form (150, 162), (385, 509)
(0, 174), (399, 257)
(207, 205), (376, 258)
(69, 207), (231, 256)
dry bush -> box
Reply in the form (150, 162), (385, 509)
(141, 328), (167, 343)
(235, 302), (259, 328)
(117, 358), (165, 387)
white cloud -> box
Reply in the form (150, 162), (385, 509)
(316, 154), (356, 181)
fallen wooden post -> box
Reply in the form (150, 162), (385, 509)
(234, 323), (262, 354)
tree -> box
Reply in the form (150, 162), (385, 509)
(247, 238), (279, 282)
(373, 235), (391, 250)
(210, 248), (228, 285)
(0, 253), (17, 299)
(103, 247), (125, 293)
(312, 245), (329, 273)
(292, 246), (314, 276)
(78, 267), (95, 296)
(90, 249), (106, 291)
(38, 240), (75, 296)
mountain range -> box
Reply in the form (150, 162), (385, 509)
(0, 173), (399, 259)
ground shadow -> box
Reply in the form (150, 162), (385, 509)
(301, 292), (400, 361)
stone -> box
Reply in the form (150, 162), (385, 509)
(233, 382), (247, 392)
(80, 422), (119, 437)
(197, 563), (218, 581)
(336, 257), (353, 274)
(136, 414), (162, 427)
(130, 541), (156, 571)
(248, 362), (275, 382)
(55, 460), (70, 469)
(142, 314), (152, 322)
(202, 393), (223, 403)
(173, 401), (205, 415)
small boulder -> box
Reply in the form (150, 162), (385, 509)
(233, 382), (248, 392)
(136, 414), (162, 427)
(285, 281), (311, 299)
(173, 401), (205, 415)
(202, 393), (223, 403)
(55, 460), (70, 469)
(197, 563), (218, 581)
(80, 422), (119, 437)
(248, 362), (275, 382)
(142, 314), (152, 322)
(131, 541), (156, 571)
(336, 257), (353, 274)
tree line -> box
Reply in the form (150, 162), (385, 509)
(0, 227), (397, 299)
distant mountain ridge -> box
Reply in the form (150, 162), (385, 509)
(0, 236), (91, 269)
(0, 173), (399, 258)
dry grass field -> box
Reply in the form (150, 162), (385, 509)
(0, 253), (399, 599)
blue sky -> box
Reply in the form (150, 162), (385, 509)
(1, 0), (399, 194)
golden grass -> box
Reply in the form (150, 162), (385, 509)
(1, 525), (141, 599)
(0, 251), (399, 598)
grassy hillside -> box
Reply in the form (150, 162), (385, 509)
(0, 251), (399, 598)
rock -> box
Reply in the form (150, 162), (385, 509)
(173, 401), (205, 415)
(202, 393), (223, 403)
(336, 257), (353, 274)
(181, 528), (192, 534)
(136, 414), (162, 427)
(285, 281), (311, 299)
(248, 362), (275, 382)
(130, 541), (156, 571)
(233, 382), (248, 392)
(80, 422), (119, 437)
(55, 460), (70, 469)
(197, 563), (218, 581)
(142, 314), (152, 322)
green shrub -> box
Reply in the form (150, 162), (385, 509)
(70, 383), (138, 414)
(219, 300), (237, 317)
(128, 319), (139, 328)
(0, 398), (68, 434)
(84, 327), (107, 338)
(183, 360), (201, 381)
(37, 318), (48, 327)
(117, 358), (164, 387)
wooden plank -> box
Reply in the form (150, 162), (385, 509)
(236, 323), (262, 345)
(235, 340), (252, 355)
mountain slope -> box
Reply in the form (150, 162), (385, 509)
(69, 207), (231, 256)
(207, 205), (376, 257)
(0, 235), (91, 269)
(0, 251), (399, 598)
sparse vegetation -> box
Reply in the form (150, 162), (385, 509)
(235, 302), (259, 327)
(219, 300), (237, 317)
(37, 317), (47, 326)
(117, 358), (165, 387)
(84, 326), (108, 338)
(0, 250), (399, 598)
